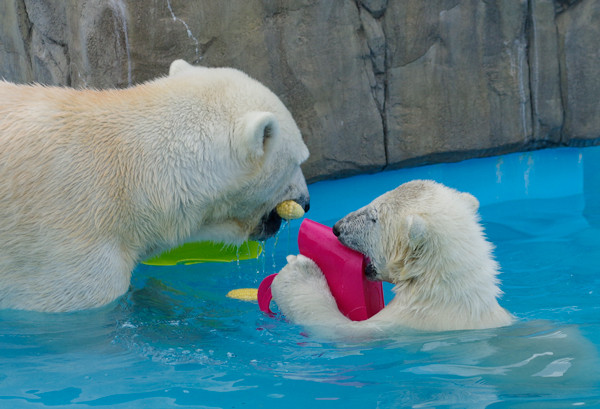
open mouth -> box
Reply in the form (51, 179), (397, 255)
(337, 234), (379, 281)
(364, 256), (379, 281)
(249, 198), (310, 241)
(249, 209), (283, 241)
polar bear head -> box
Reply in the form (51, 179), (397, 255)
(150, 60), (310, 245)
(332, 180), (493, 284)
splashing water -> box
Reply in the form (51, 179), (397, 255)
(270, 228), (282, 270)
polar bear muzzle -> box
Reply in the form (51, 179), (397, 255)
(364, 259), (379, 280)
(251, 208), (283, 240)
(250, 197), (310, 241)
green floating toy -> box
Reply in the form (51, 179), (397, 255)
(142, 241), (262, 266)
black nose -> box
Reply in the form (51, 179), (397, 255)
(332, 221), (341, 237)
(296, 195), (310, 213)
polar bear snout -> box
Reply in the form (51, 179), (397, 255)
(332, 222), (341, 237)
(332, 206), (378, 256)
(301, 199), (310, 213)
(250, 196), (310, 241)
(289, 195), (310, 215)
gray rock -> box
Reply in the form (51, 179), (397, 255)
(0, 0), (32, 83)
(383, 1), (532, 167)
(529, 0), (563, 144)
(557, 0), (600, 143)
(1, 0), (600, 181)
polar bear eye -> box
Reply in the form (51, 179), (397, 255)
(368, 209), (378, 223)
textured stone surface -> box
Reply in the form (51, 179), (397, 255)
(382, 1), (532, 167)
(557, 0), (600, 143)
(1, 0), (599, 181)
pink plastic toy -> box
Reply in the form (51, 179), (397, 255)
(258, 219), (384, 321)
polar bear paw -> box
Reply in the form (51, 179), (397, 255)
(271, 254), (338, 324)
(274, 254), (326, 292)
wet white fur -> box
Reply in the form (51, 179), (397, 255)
(0, 60), (309, 312)
(272, 180), (513, 340)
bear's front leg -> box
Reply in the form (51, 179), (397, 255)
(272, 255), (391, 340)
(271, 254), (344, 326)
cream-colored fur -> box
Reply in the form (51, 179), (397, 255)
(272, 180), (513, 339)
(0, 60), (309, 312)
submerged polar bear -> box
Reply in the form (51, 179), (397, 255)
(272, 180), (513, 339)
(0, 60), (309, 312)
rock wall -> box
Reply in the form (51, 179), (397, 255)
(1, 0), (599, 181)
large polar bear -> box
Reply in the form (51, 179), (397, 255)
(0, 60), (309, 312)
(272, 180), (513, 339)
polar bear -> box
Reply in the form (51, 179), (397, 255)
(0, 60), (309, 312)
(271, 180), (513, 339)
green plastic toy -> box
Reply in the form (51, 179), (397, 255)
(142, 241), (262, 266)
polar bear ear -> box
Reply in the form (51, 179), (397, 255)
(237, 111), (278, 160)
(460, 192), (480, 212)
(169, 59), (192, 76)
(407, 214), (427, 248)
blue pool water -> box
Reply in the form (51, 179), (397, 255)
(1, 147), (600, 408)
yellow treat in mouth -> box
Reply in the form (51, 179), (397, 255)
(276, 200), (305, 220)
(227, 288), (258, 301)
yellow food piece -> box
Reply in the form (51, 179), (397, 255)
(276, 200), (305, 220)
(226, 288), (258, 301)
